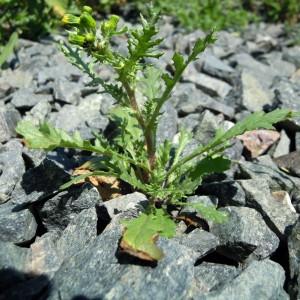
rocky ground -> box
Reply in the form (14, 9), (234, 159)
(1, 17), (300, 299)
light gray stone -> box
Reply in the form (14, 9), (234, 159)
(273, 130), (290, 158)
(11, 89), (52, 109)
(283, 46), (300, 68)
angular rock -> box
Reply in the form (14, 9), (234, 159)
(23, 100), (51, 125)
(11, 158), (70, 206)
(38, 183), (101, 232)
(239, 178), (298, 238)
(0, 69), (33, 92)
(283, 46), (300, 68)
(48, 228), (196, 300)
(0, 107), (21, 140)
(200, 260), (288, 300)
(0, 203), (37, 244)
(273, 130), (290, 158)
(0, 111), (10, 143)
(198, 181), (246, 207)
(175, 229), (219, 259)
(0, 140), (25, 203)
(156, 101), (178, 145)
(288, 220), (300, 299)
(0, 241), (30, 290)
(193, 110), (223, 145)
(272, 77), (300, 128)
(273, 151), (300, 177)
(296, 132), (300, 151)
(56, 207), (98, 260)
(11, 89), (52, 109)
(191, 262), (239, 294)
(237, 129), (280, 158)
(200, 53), (235, 82)
(184, 66), (232, 99)
(211, 206), (279, 261)
(240, 71), (273, 112)
(53, 79), (81, 104)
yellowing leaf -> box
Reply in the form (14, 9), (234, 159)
(120, 208), (176, 261)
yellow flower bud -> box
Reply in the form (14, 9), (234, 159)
(62, 14), (80, 25)
(85, 33), (95, 43)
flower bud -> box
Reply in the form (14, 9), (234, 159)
(83, 6), (93, 14)
(68, 33), (86, 46)
(85, 33), (95, 43)
(80, 12), (96, 32)
(102, 15), (120, 36)
(62, 14), (80, 25)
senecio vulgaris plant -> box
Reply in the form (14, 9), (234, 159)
(16, 6), (299, 261)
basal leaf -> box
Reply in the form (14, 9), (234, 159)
(120, 208), (176, 261)
(188, 203), (227, 223)
(0, 32), (18, 67)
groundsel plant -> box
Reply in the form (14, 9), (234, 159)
(16, 6), (299, 261)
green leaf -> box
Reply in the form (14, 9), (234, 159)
(0, 32), (18, 67)
(188, 203), (228, 223)
(16, 121), (105, 152)
(121, 208), (176, 261)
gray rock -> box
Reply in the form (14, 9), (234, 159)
(200, 53), (235, 82)
(241, 71), (273, 112)
(179, 113), (200, 131)
(184, 65), (232, 98)
(0, 111), (10, 143)
(56, 207), (98, 260)
(231, 53), (278, 88)
(0, 203), (37, 244)
(53, 79), (82, 104)
(0, 107), (21, 139)
(296, 132), (300, 151)
(239, 178), (298, 238)
(49, 228), (196, 300)
(23, 100), (51, 125)
(283, 46), (300, 68)
(211, 206), (279, 261)
(199, 260), (288, 300)
(288, 220), (300, 299)
(191, 262), (239, 294)
(156, 101), (178, 145)
(0, 241), (30, 290)
(175, 229), (219, 259)
(274, 151), (300, 177)
(198, 181), (246, 207)
(0, 69), (33, 92)
(27, 232), (61, 278)
(176, 86), (235, 118)
(10, 158), (70, 205)
(272, 77), (300, 128)
(193, 110), (223, 145)
(11, 89), (52, 109)
(273, 130), (290, 158)
(0, 140), (25, 203)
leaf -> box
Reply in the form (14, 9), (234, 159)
(120, 208), (176, 261)
(16, 121), (105, 152)
(0, 32), (18, 67)
(188, 203), (228, 223)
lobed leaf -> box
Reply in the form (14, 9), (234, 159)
(120, 208), (176, 261)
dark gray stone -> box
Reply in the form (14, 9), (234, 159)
(0, 241), (30, 290)
(273, 151), (300, 177)
(198, 180), (246, 207)
(38, 183), (101, 232)
(156, 101), (178, 145)
(49, 228), (196, 300)
(11, 89), (52, 109)
(175, 229), (219, 259)
(199, 260), (288, 300)
(192, 262), (239, 294)
(239, 178), (298, 238)
(288, 219), (300, 299)
(211, 206), (279, 261)
(0, 140), (25, 203)
(0, 203), (37, 244)
(10, 158), (70, 206)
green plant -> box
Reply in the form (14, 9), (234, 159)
(16, 6), (299, 261)
(0, 32), (18, 68)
